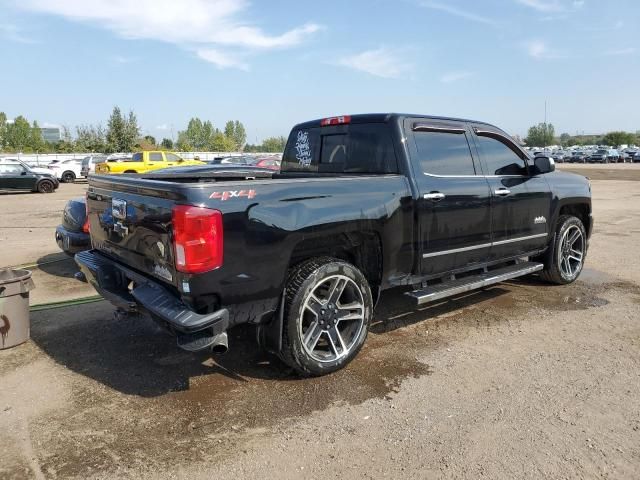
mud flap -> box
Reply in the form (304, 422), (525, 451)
(257, 290), (285, 354)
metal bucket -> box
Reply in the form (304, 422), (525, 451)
(0, 269), (35, 349)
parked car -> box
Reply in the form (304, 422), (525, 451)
(48, 158), (84, 183)
(212, 155), (258, 165)
(0, 163), (59, 193)
(551, 151), (568, 163)
(633, 151), (640, 163)
(607, 149), (620, 163)
(55, 197), (90, 254)
(80, 154), (108, 177)
(570, 151), (587, 163)
(95, 151), (204, 174)
(76, 113), (592, 377)
(254, 157), (281, 170)
(588, 149), (612, 163)
(0, 157), (51, 175)
(621, 149), (637, 163)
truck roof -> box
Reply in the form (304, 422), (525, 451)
(292, 113), (500, 131)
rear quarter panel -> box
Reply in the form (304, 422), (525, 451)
(183, 174), (415, 318)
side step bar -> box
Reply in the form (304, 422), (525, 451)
(405, 261), (544, 306)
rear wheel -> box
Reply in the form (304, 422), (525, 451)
(280, 257), (373, 377)
(37, 180), (54, 193)
(61, 171), (76, 183)
(539, 215), (587, 284)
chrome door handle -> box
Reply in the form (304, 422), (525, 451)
(494, 188), (511, 196)
(424, 192), (445, 201)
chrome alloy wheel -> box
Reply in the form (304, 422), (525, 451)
(299, 274), (366, 363)
(558, 225), (584, 279)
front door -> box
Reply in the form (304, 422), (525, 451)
(0, 164), (35, 189)
(405, 119), (492, 277)
(470, 127), (552, 261)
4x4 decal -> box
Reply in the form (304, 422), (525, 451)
(209, 189), (257, 201)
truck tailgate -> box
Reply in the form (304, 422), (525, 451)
(86, 180), (179, 286)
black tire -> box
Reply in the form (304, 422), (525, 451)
(124, 170), (137, 174)
(61, 171), (75, 183)
(539, 215), (587, 284)
(37, 180), (55, 193)
(280, 257), (373, 377)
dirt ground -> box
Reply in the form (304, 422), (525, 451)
(1, 167), (639, 479)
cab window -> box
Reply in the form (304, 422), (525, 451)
(0, 164), (25, 175)
(413, 130), (476, 176)
(149, 152), (163, 162)
(165, 153), (181, 162)
(476, 133), (527, 176)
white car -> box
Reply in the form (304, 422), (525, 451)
(0, 157), (51, 175)
(47, 158), (84, 183)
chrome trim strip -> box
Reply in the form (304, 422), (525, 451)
(423, 242), (492, 258)
(413, 124), (466, 134)
(422, 233), (548, 258)
(423, 172), (527, 179)
(492, 233), (547, 246)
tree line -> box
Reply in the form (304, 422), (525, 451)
(524, 122), (640, 148)
(0, 107), (286, 154)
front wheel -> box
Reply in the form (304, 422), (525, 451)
(539, 215), (587, 284)
(37, 180), (55, 193)
(62, 171), (75, 183)
(280, 257), (373, 377)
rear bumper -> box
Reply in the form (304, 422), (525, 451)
(55, 225), (90, 254)
(75, 249), (229, 335)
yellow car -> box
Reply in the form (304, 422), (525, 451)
(95, 151), (204, 174)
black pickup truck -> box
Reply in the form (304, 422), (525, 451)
(76, 113), (592, 376)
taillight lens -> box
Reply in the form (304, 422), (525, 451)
(82, 197), (90, 233)
(172, 205), (223, 273)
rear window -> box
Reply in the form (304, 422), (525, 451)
(282, 123), (398, 174)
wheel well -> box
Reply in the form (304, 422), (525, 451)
(63, 170), (75, 177)
(124, 170), (137, 174)
(289, 232), (382, 290)
(559, 203), (590, 235)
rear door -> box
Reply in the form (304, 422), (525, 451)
(405, 119), (492, 276)
(146, 152), (165, 171)
(470, 126), (551, 261)
(164, 152), (182, 167)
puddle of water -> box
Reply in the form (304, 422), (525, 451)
(577, 268), (617, 286)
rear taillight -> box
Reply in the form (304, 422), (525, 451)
(83, 194), (90, 233)
(172, 205), (223, 273)
(320, 115), (351, 126)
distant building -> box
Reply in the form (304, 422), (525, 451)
(40, 127), (61, 143)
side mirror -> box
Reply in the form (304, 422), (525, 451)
(533, 156), (555, 174)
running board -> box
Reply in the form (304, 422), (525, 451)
(405, 262), (544, 306)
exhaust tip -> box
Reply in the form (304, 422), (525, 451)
(211, 332), (228, 355)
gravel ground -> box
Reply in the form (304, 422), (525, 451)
(0, 168), (639, 479)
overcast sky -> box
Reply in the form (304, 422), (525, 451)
(1, 0), (638, 142)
